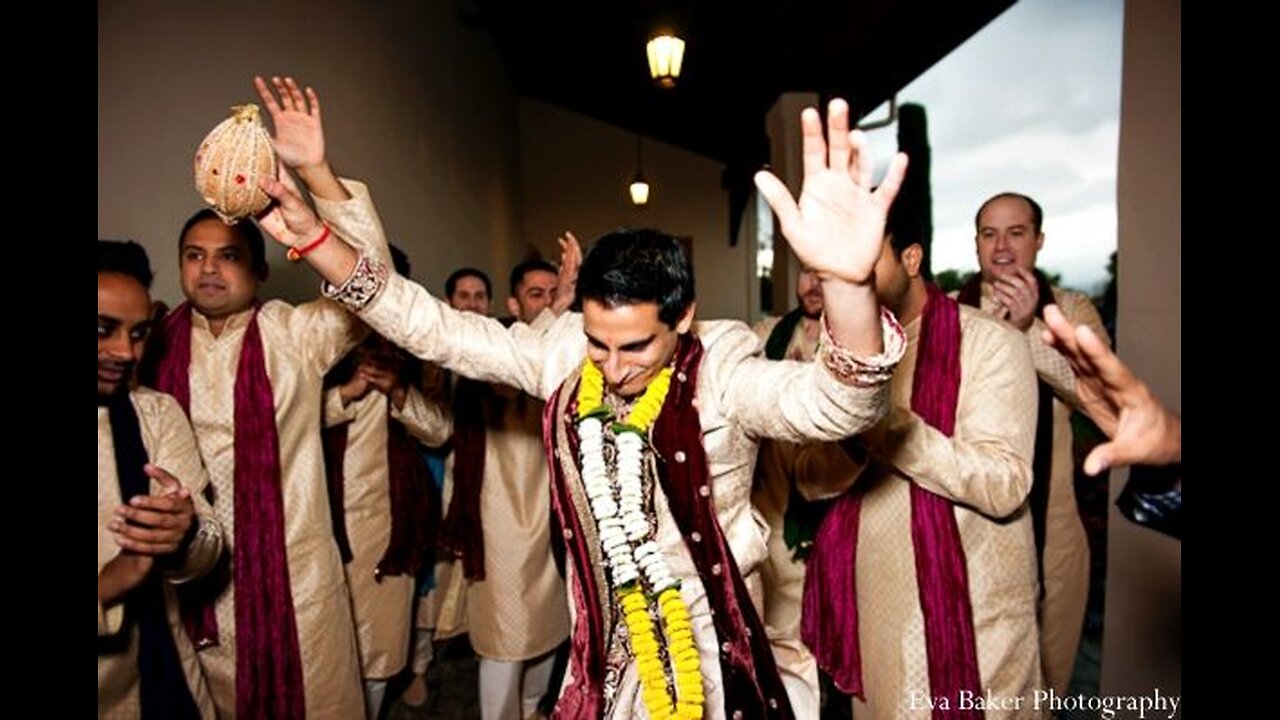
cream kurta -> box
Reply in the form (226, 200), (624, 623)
(98, 388), (224, 719)
(843, 305), (1042, 719)
(748, 314), (835, 716)
(322, 384), (443, 679)
(352, 269), (900, 718)
(182, 181), (389, 719)
(401, 379), (571, 661)
(971, 284), (1108, 694)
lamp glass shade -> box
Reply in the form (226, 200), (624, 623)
(629, 178), (651, 206)
(646, 35), (685, 87)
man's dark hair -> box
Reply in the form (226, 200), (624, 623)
(975, 192), (1044, 235)
(390, 245), (411, 277)
(178, 209), (270, 280)
(99, 240), (154, 289)
(509, 259), (558, 296)
(578, 229), (695, 328)
(445, 267), (492, 299)
(886, 196), (926, 257)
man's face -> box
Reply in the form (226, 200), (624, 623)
(871, 240), (912, 315)
(975, 196), (1044, 282)
(508, 269), (558, 323)
(449, 275), (491, 315)
(796, 268), (823, 318)
(583, 299), (693, 399)
(98, 272), (153, 399)
(180, 219), (260, 319)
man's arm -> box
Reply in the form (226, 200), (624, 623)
(864, 319), (1039, 520)
(754, 98), (908, 358)
(107, 395), (223, 588)
(1042, 304), (1181, 474)
(254, 77), (394, 374)
(1028, 287), (1111, 407)
(391, 383), (455, 448)
(712, 320), (902, 444)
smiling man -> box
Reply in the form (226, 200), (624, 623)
(261, 90), (907, 719)
(98, 240), (223, 719)
(147, 76), (394, 718)
(957, 191), (1111, 696)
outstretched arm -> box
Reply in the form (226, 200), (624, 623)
(1042, 304), (1181, 474)
(255, 75), (350, 202)
(754, 98), (908, 358)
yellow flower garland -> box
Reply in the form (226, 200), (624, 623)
(577, 358), (702, 719)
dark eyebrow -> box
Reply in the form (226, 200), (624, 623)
(620, 335), (656, 353)
(98, 314), (120, 325)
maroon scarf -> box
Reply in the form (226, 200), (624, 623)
(155, 302), (307, 719)
(323, 398), (438, 579)
(440, 376), (489, 580)
(546, 335), (793, 719)
(802, 284), (981, 718)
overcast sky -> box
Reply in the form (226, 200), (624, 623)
(865, 0), (1123, 293)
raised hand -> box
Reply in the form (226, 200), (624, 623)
(552, 231), (582, 315)
(255, 76), (326, 172)
(754, 99), (908, 286)
(1041, 305), (1181, 474)
(258, 168), (325, 247)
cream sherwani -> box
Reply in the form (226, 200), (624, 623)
(348, 267), (900, 718)
(842, 305), (1043, 719)
(98, 388), (224, 719)
(183, 181), (390, 718)
(399, 379), (571, 663)
(969, 283), (1109, 694)
(748, 315), (833, 716)
(321, 384), (444, 680)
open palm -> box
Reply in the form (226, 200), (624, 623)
(255, 75), (326, 170)
(755, 99), (908, 286)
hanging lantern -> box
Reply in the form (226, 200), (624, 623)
(193, 104), (276, 223)
(629, 175), (651, 206)
(646, 34), (685, 88)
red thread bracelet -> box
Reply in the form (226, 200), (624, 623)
(287, 224), (331, 262)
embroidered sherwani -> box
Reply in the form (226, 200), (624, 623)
(845, 306), (1043, 719)
(321, 383), (443, 680)
(968, 283), (1109, 694)
(346, 266), (901, 718)
(179, 181), (389, 718)
(398, 377), (572, 663)
(98, 387), (224, 719)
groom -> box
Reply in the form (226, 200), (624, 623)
(260, 85), (907, 719)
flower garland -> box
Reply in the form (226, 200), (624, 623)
(577, 358), (704, 719)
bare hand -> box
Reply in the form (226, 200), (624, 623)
(359, 360), (403, 396)
(992, 267), (1039, 330)
(255, 76), (326, 173)
(257, 168), (324, 247)
(338, 373), (372, 406)
(754, 99), (908, 286)
(108, 464), (195, 555)
(98, 552), (155, 606)
(1042, 305), (1181, 474)
(551, 231), (582, 315)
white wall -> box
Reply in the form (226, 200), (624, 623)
(517, 99), (753, 322)
(98, 0), (521, 303)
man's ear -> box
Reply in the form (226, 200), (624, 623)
(506, 296), (520, 318)
(903, 244), (924, 278)
(675, 301), (697, 334)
